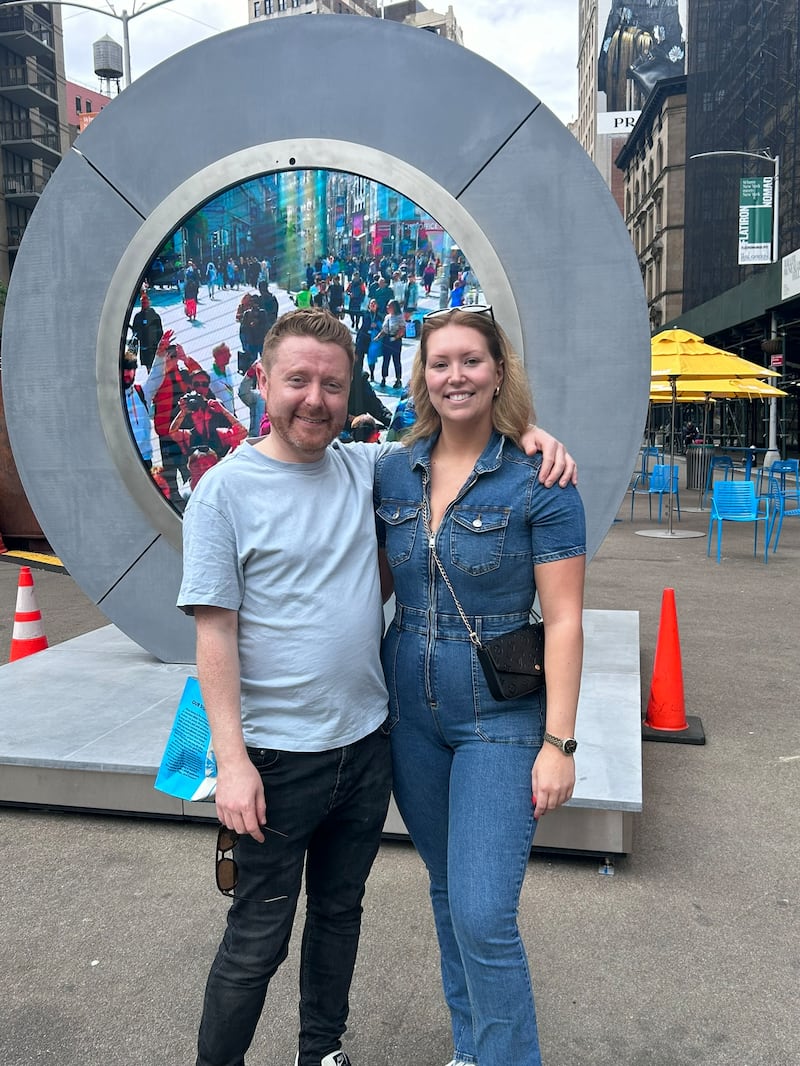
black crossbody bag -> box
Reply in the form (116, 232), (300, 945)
(422, 496), (545, 701)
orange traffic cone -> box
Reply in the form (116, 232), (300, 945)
(9, 566), (49, 662)
(642, 588), (705, 745)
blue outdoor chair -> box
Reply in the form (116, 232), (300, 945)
(707, 481), (770, 564)
(646, 464), (680, 522)
(702, 455), (735, 506)
(765, 459), (800, 553)
(629, 447), (663, 519)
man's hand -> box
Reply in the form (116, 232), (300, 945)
(215, 758), (267, 843)
(520, 426), (578, 487)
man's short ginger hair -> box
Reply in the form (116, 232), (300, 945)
(261, 308), (355, 373)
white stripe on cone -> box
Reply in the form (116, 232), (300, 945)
(14, 586), (39, 614)
(12, 618), (46, 640)
(10, 567), (49, 660)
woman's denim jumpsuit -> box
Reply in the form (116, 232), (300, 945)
(375, 432), (585, 1066)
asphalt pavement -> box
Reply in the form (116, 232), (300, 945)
(0, 488), (797, 1066)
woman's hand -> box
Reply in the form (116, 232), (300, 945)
(531, 744), (575, 820)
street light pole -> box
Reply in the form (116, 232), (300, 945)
(689, 148), (782, 466)
(1, 0), (181, 87)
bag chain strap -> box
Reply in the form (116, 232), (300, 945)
(420, 473), (541, 646)
(421, 489), (482, 648)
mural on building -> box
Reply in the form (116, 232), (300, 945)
(598, 0), (686, 112)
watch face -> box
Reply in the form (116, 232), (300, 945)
(563, 738), (578, 755)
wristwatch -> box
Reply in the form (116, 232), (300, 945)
(543, 732), (578, 755)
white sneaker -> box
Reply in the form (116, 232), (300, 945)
(294, 1053), (351, 1066)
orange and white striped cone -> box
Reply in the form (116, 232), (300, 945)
(642, 588), (704, 745)
(9, 566), (49, 662)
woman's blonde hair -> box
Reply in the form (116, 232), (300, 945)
(405, 308), (535, 446)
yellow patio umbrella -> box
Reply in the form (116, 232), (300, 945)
(649, 378), (787, 400)
(650, 328), (779, 379)
(644, 329), (778, 539)
(649, 386), (713, 402)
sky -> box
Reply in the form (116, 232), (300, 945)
(60, 1), (580, 125)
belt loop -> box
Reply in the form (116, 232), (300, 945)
(395, 603), (404, 627)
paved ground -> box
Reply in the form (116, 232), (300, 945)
(0, 488), (797, 1066)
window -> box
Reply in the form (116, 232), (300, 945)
(254, 0), (260, 15)
(75, 96), (82, 113)
(85, 100), (93, 114)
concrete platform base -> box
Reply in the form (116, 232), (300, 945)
(0, 611), (642, 856)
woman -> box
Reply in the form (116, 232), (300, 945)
(184, 270), (200, 321)
(355, 297), (380, 380)
(422, 259), (437, 296)
(347, 272), (366, 329)
(375, 298), (406, 389)
(374, 306), (585, 1066)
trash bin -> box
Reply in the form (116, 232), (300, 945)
(686, 444), (714, 490)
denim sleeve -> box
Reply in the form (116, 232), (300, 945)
(374, 453), (387, 549)
(526, 477), (586, 565)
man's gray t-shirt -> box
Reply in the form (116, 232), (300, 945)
(177, 440), (391, 752)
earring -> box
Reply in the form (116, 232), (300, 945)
(494, 385), (501, 397)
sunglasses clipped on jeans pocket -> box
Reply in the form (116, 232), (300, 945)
(215, 824), (289, 904)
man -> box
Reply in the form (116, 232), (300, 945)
(168, 372), (246, 460)
(178, 309), (575, 1066)
(144, 330), (201, 504)
(258, 281), (280, 331)
(371, 275), (392, 317)
(122, 350), (153, 469)
(129, 291), (163, 371)
(209, 343), (238, 414)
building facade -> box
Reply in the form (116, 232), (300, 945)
(683, 0), (800, 312)
(674, 0), (800, 457)
(66, 80), (111, 142)
(247, 0), (462, 42)
(575, 0), (636, 215)
(616, 76), (687, 332)
(0, 3), (70, 286)
(576, 0), (599, 161)
(577, 2), (687, 216)
(249, 1), (378, 21)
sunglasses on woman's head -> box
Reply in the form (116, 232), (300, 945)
(215, 824), (289, 904)
(423, 304), (495, 328)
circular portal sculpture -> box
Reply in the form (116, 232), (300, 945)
(2, 16), (650, 662)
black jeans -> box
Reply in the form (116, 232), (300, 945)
(196, 725), (392, 1066)
(381, 339), (402, 381)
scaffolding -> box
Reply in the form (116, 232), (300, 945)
(683, 0), (800, 311)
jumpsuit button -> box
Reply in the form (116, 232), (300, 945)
(472, 516), (483, 528)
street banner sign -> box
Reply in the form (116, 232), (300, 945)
(738, 177), (773, 264)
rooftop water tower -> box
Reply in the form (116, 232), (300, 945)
(93, 34), (123, 95)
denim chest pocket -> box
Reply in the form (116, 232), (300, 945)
(450, 507), (510, 575)
(377, 501), (420, 565)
